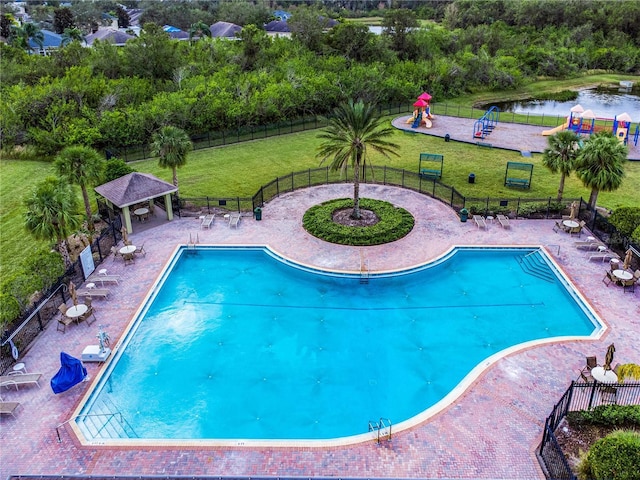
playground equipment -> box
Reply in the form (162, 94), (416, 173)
(473, 106), (499, 140)
(613, 112), (632, 145)
(570, 109), (596, 135)
(418, 153), (443, 179)
(542, 104), (584, 136)
(504, 162), (533, 189)
(406, 92), (434, 128)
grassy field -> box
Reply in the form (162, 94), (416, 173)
(2, 76), (639, 276)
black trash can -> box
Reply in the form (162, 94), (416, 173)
(444, 134), (450, 142)
(254, 207), (262, 221)
(468, 173), (476, 184)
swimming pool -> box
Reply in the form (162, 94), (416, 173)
(76, 246), (601, 445)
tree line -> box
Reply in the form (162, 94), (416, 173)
(1, 1), (639, 156)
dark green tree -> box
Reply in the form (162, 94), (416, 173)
(53, 7), (75, 34)
(61, 27), (85, 46)
(115, 5), (130, 28)
(123, 23), (182, 81)
(217, 1), (271, 26)
(237, 24), (269, 71)
(325, 23), (375, 63)
(189, 21), (211, 42)
(382, 8), (418, 59)
(542, 130), (581, 201)
(288, 6), (328, 53)
(317, 99), (400, 219)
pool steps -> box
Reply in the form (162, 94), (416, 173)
(77, 397), (137, 441)
(517, 250), (556, 283)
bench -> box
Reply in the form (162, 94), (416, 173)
(420, 168), (442, 179)
(476, 142), (493, 148)
(505, 177), (530, 188)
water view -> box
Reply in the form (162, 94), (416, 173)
(491, 88), (640, 119)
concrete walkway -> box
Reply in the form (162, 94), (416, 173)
(1, 184), (638, 479)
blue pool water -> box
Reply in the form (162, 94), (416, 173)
(79, 247), (599, 442)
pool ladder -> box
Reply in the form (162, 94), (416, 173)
(360, 251), (370, 284)
(187, 232), (199, 250)
(368, 418), (392, 443)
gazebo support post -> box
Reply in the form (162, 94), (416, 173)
(164, 193), (173, 221)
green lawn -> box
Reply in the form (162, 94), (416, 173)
(2, 108), (639, 277)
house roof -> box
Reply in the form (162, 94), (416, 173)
(264, 20), (290, 32)
(85, 28), (135, 46)
(95, 173), (177, 208)
(28, 30), (61, 49)
(209, 21), (242, 38)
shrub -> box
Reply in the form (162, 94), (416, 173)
(578, 430), (640, 480)
(0, 293), (21, 330)
(104, 158), (135, 183)
(302, 198), (414, 246)
(608, 207), (640, 238)
(567, 405), (640, 428)
(23, 250), (65, 292)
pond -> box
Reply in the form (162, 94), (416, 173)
(489, 88), (640, 119)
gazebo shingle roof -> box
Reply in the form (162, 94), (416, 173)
(95, 173), (177, 208)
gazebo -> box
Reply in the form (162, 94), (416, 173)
(94, 173), (177, 234)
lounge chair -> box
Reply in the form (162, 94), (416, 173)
(574, 241), (603, 251)
(201, 214), (215, 229)
(0, 373), (43, 391)
(0, 401), (20, 418)
(87, 273), (120, 286)
(496, 214), (511, 228)
(76, 288), (110, 299)
(229, 213), (241, 229)
(589, 250), (618, 263)
(473, 215), (487, 229)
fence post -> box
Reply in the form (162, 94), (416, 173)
(587, 381), (598, 410)
(564, 382), (575, 417)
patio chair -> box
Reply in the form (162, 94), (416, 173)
(123, 252), (135, 266)
(580, 356), (597, 380)
(111, 246), (122, 262)
(0, 373), (43, 391)
(602, 270), (615, 287)
(600, 385), (617, 405)
(135, 243), (146, 257)
(622, 272), (639, 293)
(201, 214), (215, 229)
(569, 221), (585, 237)
(473, 215), (487, 229)
(496, 214), (511, 228)
(0, 401), (20, 418)
(553, 220), (570, 233)
(80, 300), (96, 326)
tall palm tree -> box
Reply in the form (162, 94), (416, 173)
(24, 177), (83, 267)
(54, 146), (105, 232)
(151, 126), (193, 188)
(317, 99), (400, 219)
(542, 130), (580, 201)
(189, 21), (212, 42)
(575, 131), (628, 210)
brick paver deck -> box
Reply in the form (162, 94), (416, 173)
(2, 181), (638, 478)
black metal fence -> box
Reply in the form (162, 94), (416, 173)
(0, 217), (123, 374)
(538, 380), (640, 480)
(107, 102), (586, 163)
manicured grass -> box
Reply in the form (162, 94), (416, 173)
(0, 159), (55, 277)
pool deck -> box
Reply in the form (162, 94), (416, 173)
(2, 183), (639, 479)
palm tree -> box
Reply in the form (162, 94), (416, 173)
(54, 146), (105, 232)
(10, 22), (44, 52)
(575, 131), (628, 210)
(61, 27), (86, 46)
(24, 177), (83, 267)
(317, 99), (399, 219)
(542, 130), (580, 201)
(151, 126), (193, 188)
(189, 21), (212, 42)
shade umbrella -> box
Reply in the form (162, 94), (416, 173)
(603, 343), (615, 371)
(623, 249), (633, 270)
(418, 92), (432, 101)
(68, 281), (78, 306)
(121, 225), (129, 245)
(569, 201), (578, 219)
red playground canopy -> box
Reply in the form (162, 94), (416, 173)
(418, 92), (432, 101)
(413, 99), (428, 107)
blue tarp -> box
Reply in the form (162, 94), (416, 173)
(51, 352), (87, 394)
